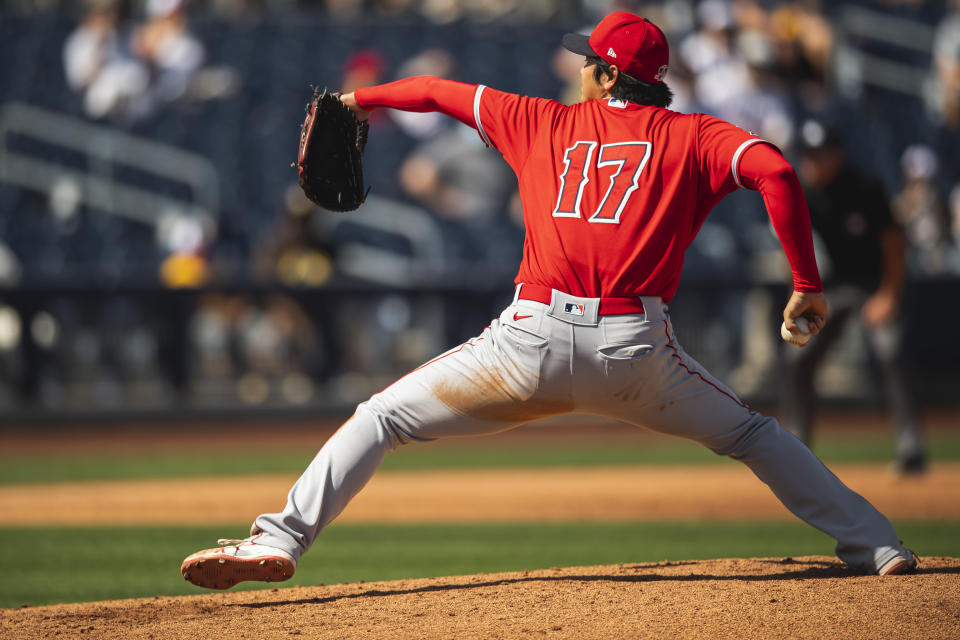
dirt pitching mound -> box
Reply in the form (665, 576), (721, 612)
(4, 556), (958, 639)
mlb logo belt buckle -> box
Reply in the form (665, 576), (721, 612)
(564, 302), (585, 316)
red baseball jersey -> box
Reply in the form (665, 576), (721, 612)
(356, 77), (820, 301)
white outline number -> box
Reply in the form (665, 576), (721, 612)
(552, 141), (596, 218)
(552, 140), (652, 224)
(590, 142), (652, 223)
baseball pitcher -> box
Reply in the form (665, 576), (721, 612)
(182, 12), (917, 589)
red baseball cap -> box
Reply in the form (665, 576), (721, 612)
(562, 12), (670, 84)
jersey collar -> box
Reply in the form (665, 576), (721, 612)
(605, 97), (643, 110)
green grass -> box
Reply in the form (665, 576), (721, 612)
(2, 521), (958, 608)
(0, 451), (319, 485)
(3, 432), (959, 485)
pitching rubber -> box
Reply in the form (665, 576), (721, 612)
(181, 552), (295, 590)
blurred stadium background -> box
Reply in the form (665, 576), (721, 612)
(0, 0), (959, 420)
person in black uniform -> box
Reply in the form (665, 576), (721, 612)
(781, 120), (927, 474)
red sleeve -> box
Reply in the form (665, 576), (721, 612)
(738, 143), (823, 293)
(354, 76), (479, 130)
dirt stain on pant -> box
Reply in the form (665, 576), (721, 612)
(430, 370), (573, 423)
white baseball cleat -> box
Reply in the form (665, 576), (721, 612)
(181, 535), (296, 590)
(877, 549), (919, 576)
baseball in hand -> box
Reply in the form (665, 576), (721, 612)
(781, 317), (811, 346)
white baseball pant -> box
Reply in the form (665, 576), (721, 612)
(254, 286), (910, 573)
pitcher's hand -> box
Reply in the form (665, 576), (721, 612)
(782, 291), (828, 335)
(338, 92), (370, 121)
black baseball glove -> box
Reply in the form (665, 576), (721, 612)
(296, 88), (370, 211)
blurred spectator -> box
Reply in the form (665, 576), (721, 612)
(767, 1), (834, 107)
(63, 0), (205, 122)
(62, 0), (143, 120)
(892, 145), (950, 275)
(62, 1), (123, 89)
(724, 30), (794, 149)
(398, 125), (513, 225)
(188, 292), (323, 405)
(0, 243), (22, 286)
(393, 49), (518, 269)
(130, 0), (205, 107)
(388, 49), (458, 140)
(235, 294), (320, 389)
(679, 0), (749, 114)
(193, 183), (336, 402)
(340, 49), (387, 94)
(781, 120), (927, 475)
(158, 211), (216, 288)
(931, 0), (960, 129)
(252, 184), (335, 287)
(677, 1), (796, 148)
(182, 181), (331, 406)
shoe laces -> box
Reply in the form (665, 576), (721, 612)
(217, 538), (248, 546)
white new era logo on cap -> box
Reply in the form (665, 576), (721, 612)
(607, 47), (617, 58)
